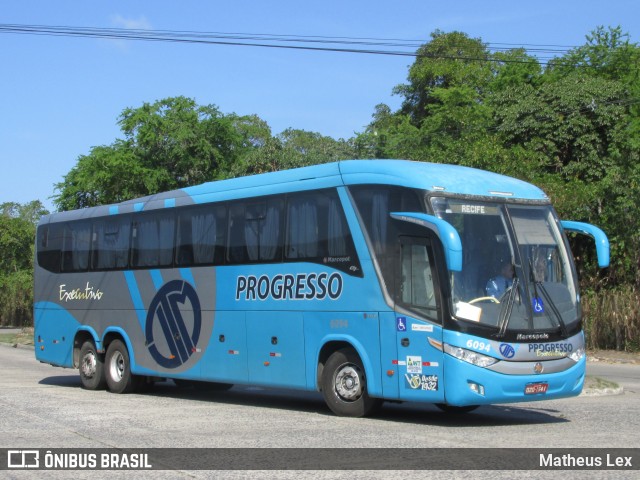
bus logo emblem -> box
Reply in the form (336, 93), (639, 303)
(499, 343), (516, 359)
(145, 280), (202, 369)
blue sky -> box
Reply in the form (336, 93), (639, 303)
(1, 1), (638, 212)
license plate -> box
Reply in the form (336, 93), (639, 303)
(525, 382), (548, 395)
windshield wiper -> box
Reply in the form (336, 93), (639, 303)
(528, 259), (568, 337)
(534, 281), (568, 338)
(495, 276), (519, 338)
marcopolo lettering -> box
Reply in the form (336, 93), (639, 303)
(236, 273), (343, 301)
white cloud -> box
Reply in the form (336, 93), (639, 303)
(110, 14), (152, 31)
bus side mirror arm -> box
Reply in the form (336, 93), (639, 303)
(560, 220), (610, 268)
(390, 212), (462, 272)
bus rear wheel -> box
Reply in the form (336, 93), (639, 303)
(105, 339), (141, 394)
(321, 348), (382, 417)
(79, 341), (106, 390)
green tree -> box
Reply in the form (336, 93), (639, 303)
(231, 128), (357, 176)
(0, 200), (48, 326)
(1, 200), (48, 225)
(395, 30), (494, 126)
(54, 97), (257, 210)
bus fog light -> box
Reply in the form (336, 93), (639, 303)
(468, 382), (485, 396)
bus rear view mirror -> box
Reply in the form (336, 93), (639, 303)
(390, 212), (462, 272)
(560, 220), (610, 268)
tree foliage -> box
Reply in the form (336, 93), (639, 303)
(0, 201), (48, 326)
(54, 97), (356, 210)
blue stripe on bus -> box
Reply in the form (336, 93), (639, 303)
(179, 268), (196, 288)
(150, 270), (164, 290)
(164, 198), (176, 208)
(134, 202), (144, 212)
(124, 271), (146, 331)
(109, 205), (118, 215)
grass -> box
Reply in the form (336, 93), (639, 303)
(584, 376), (619, 390)
(0, 328), (34, 346)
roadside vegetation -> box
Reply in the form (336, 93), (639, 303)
(2, 26), (639, 350)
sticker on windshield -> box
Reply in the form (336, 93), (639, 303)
(455, 302), (482, 322)
(532, 297), (544, 313)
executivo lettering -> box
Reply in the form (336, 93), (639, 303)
(59, 283), (104, 302)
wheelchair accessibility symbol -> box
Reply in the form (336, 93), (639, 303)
(145, 280), (202, 369)
(396, 317), (407, 332)
(532, 297), (545, 314)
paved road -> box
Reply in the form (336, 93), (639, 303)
(1, 344), (639, 479)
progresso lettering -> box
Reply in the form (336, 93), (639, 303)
(235, 273), (343, 301)
(528, 343), (573, 354)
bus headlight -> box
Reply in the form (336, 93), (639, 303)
(568, 347), (585, 363)
(444, 344), (498, 368)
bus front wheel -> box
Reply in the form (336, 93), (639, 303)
(321, 348), (382, 417)
(78, 341), (106, 390)
(105, 339), (140, 394)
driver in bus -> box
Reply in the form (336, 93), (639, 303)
(486, 261), (514, 299)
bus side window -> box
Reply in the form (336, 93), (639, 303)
(131, 212), (175, 268)
(285, 189), (361, 275)
(286, 195), (319, 259)
(61, 221), (91, 272)
(37, 224), (63, 273)
(398, 238), (439, 320)
(227, 198), (284, 264)
(176, 205), (227, 266)
(92, 216), (131, 270)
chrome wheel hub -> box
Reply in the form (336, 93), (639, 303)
(81, 352), (97, 378)
(334, 364), (362, 401)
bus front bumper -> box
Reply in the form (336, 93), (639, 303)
(442, 354), (586, 406)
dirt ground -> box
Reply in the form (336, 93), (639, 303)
(588, 349), (640, 365)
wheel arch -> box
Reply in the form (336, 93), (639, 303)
(316, 336), (380, 396)
(101, 327), (138, 372)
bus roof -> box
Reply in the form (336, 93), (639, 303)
(185, 159), (547, 203)
(42, 160), (548, 223)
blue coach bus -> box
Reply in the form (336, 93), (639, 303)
(34, 160), (609, 416)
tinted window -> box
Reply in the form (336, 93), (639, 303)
(131, 212), (176, 268)
(92, 216), (131, 270)
(37, 224), (63, 273)
(350, 186), (424, 285)
(228, 198), (284, 264)
(61, 221), (91, 272)
(176, 205), (227, 266)
(286, 189), (361, 275)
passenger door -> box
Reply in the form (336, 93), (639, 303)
(395, 236), (445, 403)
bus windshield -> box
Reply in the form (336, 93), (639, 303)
(431, 198), (578, 336)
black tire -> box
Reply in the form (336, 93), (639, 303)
(321, 348), (382, 417)
(435, 403), (479, 414)
(105, 339), (141, 394)
(78, 341), (106, 390)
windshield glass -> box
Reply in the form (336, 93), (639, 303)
(431, 198), (578, 335)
